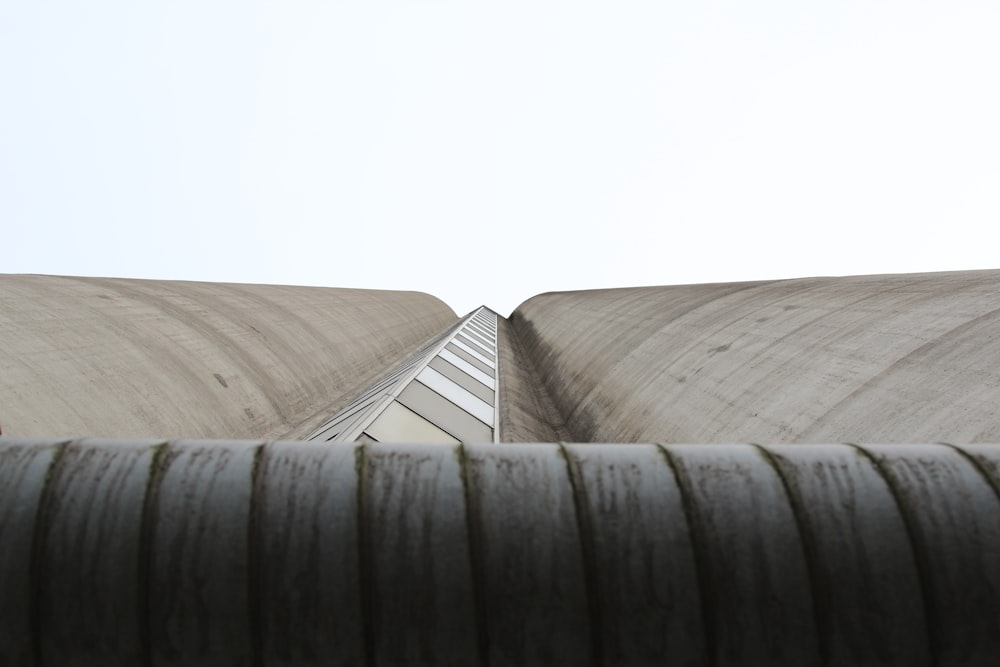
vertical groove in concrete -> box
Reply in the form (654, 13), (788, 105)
(354, 443), (376, 667)
(27, 440), (71, 667)
(247, 444), (268, 667)
(849, 444), (937, 662)
(765, 444), (931, 664)
(494, 317), (572, 442)
(860, 444), (1000, 664)
(948, 443), (1000, 505)
(463, 443), (591, 666)
(456, 444), (491, 667)
(568, 443), (705, 664)
(754, 445), (828, 664)
(35, 440), (165, 666)
(655, 443), (713, 665)
(254, 440), (364, 665)
(138, 442), (170, 667)
(655, 444), (718, 667)
(146, 440), (260, 666)
(662, 444), (820, 664)
(752, 444), (831, 662)
(364, 443), (479, 665)
(558, 444), (604, 667)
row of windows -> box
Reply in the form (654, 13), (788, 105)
(307, 307), (501, 444)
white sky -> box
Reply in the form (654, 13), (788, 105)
(2, 2), (998, 317)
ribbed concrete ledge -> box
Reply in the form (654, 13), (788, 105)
(3, 438), (1000, 665)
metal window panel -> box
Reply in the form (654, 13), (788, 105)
(365, 401), (461, 444)
(307, 395), (379, 440)
(416, 367), (493, 424)
(397, 382), (493, 443)
(463, 328), (495, 350)
(451, 339), (495, 368)
(429, 356), (495, 403)
(445, 343), (494, 376)
(323, 411), (370, 442)
(466, 329), (494, 347)
(438, 348), (494, 387)
(456, 334), (494, 361)
(310, 422), (340, 441)
(329, 395), (379, 427)
(471, 322), (495, 338)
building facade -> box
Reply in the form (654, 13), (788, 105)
(3, 270), (1000, 664)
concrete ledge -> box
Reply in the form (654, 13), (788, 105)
(3, 438), (1000, 664)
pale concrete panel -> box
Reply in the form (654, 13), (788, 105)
(0, 275), (456, 439)
(512, 270), (1000, 443)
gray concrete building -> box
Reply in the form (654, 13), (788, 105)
(3, 269), (1000, 664)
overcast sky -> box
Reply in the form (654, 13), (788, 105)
(3, 2), (998, 316)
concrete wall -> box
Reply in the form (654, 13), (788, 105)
(512, 270), (1000, 443)
(0, 275), (456, 439)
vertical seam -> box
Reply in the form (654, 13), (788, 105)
(139, 441), (170, 667)
(850, 444), (937, 663)
(355, 442), (376, 667)
(247, 442), (269, 667)
(558, 443), (603, 667)
(28, 439), (72, 667)
(654, 444), (715, 667)
(457, 444), (490, 666)
(945, 443), (1000, 505)
(753, 444), (828, 665)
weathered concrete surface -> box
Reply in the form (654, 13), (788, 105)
(495, 317), (570, 442)
(0, 275), (455, 439)
(512, 270), (1000, 443)
(4, 438), (1000, 664)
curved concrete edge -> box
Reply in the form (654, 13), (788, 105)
(0, 275), (457, 440)
(511, 270), (1000, 443)
(4, 438), (1000, 664)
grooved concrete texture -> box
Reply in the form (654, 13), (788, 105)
(0, 275), (456, 439)
(512, 270), (1000, 443)
(5, 438), (1000, 664)
(494, 317), (571, 442)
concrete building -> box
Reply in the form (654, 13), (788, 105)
(3, 270), (1000, 664)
